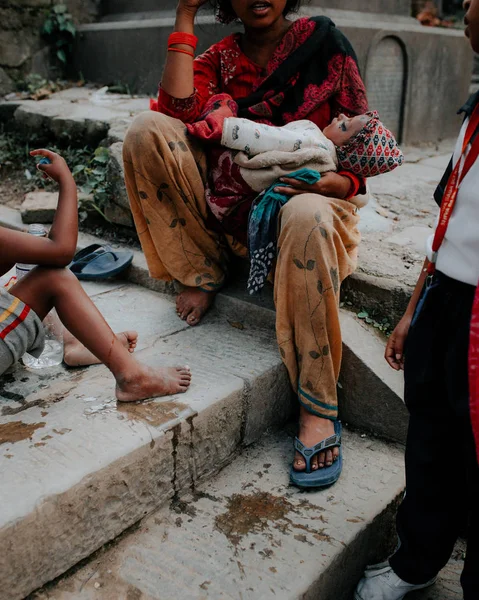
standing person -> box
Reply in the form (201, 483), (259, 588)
(355, 0), (479, 597)
(123, 0), (369, 488)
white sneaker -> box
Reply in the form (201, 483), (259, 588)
(354, 562), (437, 600)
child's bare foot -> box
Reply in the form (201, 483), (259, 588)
(176, 287), (216, 326)
(116, 364), (192, 402)
(64, 331), (138, 367)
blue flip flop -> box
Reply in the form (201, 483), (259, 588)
(290, 421), (343, 489)
(69, 244), (133, 281)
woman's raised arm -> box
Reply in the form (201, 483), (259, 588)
(161, 0), (209, 99)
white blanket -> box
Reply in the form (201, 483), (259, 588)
(221, 118), (338, 192)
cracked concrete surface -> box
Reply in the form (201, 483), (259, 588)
(0, 274), (406, 599)
(0, 279), (290, 600)
(31, 430), (405, 600)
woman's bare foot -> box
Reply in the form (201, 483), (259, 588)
(293, 405), (340, 471)
(64, 331), (138, 367)
(176, 287), (216, 326)
(116, 364), (192, 402)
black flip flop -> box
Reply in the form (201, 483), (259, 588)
(69, 244), (133, 281)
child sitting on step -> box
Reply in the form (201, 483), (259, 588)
(0, 149), (191, 401)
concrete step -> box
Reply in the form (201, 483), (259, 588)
(74, 15), (239, 95)
(99, 10), (177, 22)
(0, 85), (453, 327)
(0, 280), (293, 600)
(0, 87), (148, 148)
(102, 0), (180, 14)
(31, 428), (406, 600)
(0, 211), (407, 600)
(0, 201), (409, 441)
(0, 86), (452, 326)
(0, 202), (409, 443)
(0, 288), (406, 599)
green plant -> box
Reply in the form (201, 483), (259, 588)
(356, 309), (392, 336)
(15, 74), (71, 98)
(107, 83), (133, 96)
(42, 4), (77, 66)
(16, 74), (48, 95)
(72, 147), (111, 220)
(0, 129), (111, 221)
(0, 130), (33, 167)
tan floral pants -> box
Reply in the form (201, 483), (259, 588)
(123, 111), (361, 420)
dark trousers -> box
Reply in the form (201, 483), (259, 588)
(389, 272), (479, 600)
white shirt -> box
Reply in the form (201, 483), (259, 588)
(426, 117), (479, 286)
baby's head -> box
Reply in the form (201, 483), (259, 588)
(323, 110), (404, 177)
(323, 113), (372, 147)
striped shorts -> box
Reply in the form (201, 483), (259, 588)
(0, 287), (45, 375)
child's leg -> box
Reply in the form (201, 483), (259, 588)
(390, 407), (468, 583)
(10, 267), (191, 401)
(62, 326), (138, 367)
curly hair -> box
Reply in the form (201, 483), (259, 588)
(210, 0), (303, 24)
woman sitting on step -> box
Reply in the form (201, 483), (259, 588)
(123, 0), (369, 488)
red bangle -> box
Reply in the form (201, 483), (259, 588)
(168, 32), (198, 51)
(338, 171), (360, 199)
(168, 48), (195, 59)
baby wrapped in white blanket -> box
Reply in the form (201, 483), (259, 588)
(221, 111), (404, 202)
(221, 118), (337, 192)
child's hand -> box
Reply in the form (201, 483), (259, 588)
(384, 314), (412, 371)
(30, 149), (73, 183)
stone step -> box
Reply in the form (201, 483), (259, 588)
(0, 280), (292, 600)
(0, 279), (405, 599)
(31, 428), (406, 600)
(0, 215), (407, 600)
(0, 87), (148, 148)
(102, 0), (180, 14)
(65, 234), (409, 445)
(311, 0), (411, 16)
(0, 87), (450, 326)
(0, 198), (409, 444)
(0, 201), (408, 443)
(99, 10), (177, 22)
(0, 73), (419, 325)
(74, 15), (239, 95)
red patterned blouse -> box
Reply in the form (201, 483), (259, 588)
(154, 17), (368, 209)
(156, 17), (367, 133)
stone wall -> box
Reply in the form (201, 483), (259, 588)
(0, 0), (101, 96)
(314, 0), (411, 16)
(305, 5), (473, 145)
(412, 0), (463, 15)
